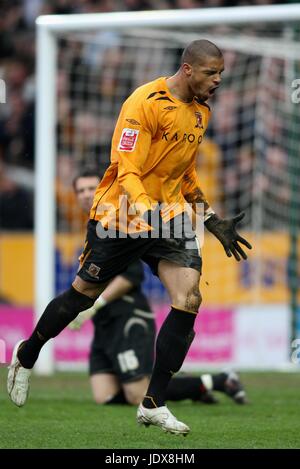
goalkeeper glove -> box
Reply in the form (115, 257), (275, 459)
(68, 295), (107, 330)
(204, 212), (252, 261)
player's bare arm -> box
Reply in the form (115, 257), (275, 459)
(69, 275), (135, 330)
(183, 179), (210, 214)
(182, 164), (252, 261)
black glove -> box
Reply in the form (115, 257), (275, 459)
(204, 212), (252, 261)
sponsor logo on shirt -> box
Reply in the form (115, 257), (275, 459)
(161, 131), (203, 144)
(118, 128), (139, 152)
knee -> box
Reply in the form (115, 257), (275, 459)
(93, 393), (110, 405)
(173, 286), (202, 312)
(72, 276), (105, 299)
(190, 289), (202, 311)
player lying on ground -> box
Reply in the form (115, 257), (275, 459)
(8, 39), (251, 436)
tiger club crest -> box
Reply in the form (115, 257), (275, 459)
(195, 111), (203, 129)
(86, 263), (101, 279)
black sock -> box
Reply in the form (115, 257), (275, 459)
(104, 391), (127, 405)
(212, 373), (227, 392)
(143, 307), (196, 409)
(166, 376), (206, 401)
(18, 287), (94, 369)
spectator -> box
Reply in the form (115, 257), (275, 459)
(0, 160), (33, 230)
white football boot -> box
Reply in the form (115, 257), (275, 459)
(137, 403), (190, 436)
(7, 340), (31, 407)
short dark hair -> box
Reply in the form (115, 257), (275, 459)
(73, 167), (101, 191)
(181, 39), (223, 66)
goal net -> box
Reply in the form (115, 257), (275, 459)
(35, 6), (300, 372)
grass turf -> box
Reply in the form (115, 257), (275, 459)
(0, 370), (299, 449)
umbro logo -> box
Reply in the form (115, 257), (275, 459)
(163, 106), (177, 110)
(126, 118), (141, 125)
(147, 90), (166, 99)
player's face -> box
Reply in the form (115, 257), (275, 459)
(184, 56), (224, 102)
(75, 176), (100, 214)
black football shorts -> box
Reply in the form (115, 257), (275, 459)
(77, 212), (202, 284)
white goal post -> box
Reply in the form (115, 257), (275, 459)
(35, 4), (300, 374)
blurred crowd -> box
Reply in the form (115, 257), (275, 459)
(0, 0), (295, 231)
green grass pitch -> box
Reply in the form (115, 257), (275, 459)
(0, 370), (299, 449)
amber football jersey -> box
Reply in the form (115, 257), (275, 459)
(90, 76), (211, 231)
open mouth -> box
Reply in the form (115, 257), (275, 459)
(208, 86), (219, 95)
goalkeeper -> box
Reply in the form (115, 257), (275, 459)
(8, 39), (251, 435)
(69, 169), (248, 407)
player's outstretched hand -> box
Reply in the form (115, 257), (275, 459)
(204, 212), (252, 261)
(68, 306), (97, 330)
